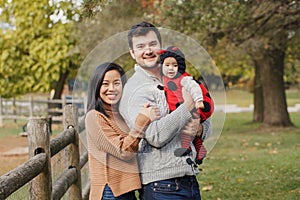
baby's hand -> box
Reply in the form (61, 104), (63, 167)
(195, 100), (204, 109)
(140, 103), (161, 122)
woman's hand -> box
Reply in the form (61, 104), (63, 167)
(140, 103), (161, 122)
(181, 117), (201, 137)
(182, 88), (194, 112)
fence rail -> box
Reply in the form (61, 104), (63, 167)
(0, 96), (86, 126)
(0, 105), (89, 199)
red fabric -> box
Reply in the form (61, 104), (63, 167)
(163, 72), (214, 122)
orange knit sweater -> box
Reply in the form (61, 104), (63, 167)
(85, 103), (150, 200)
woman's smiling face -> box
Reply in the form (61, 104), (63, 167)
(100, 69), (123, 105)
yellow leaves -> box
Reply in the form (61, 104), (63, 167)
(30, 40), (45, 56)
(1, 50), (9, 60)
(254, 142), (260, 146)
(202, 185), (213, 191)
(50, 73), (59, 81)
(31, 63), (41, 72)
(3, 33), (12, 40)
(269, 148), (278, 155)
(237, 178), (244, 183)
(0, 0), (81, 97)
(290, 189), (300, 194)
(32, 82), (43, 92)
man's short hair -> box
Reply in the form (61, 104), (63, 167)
(127, 21), (162, 50)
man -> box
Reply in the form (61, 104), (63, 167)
(119, 21), (212, 200)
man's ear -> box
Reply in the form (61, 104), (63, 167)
(129, 49), (136, 60)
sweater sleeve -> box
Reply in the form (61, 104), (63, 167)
(181, 76), (203, 102)
(201, 117), (212, 141)
(130, 112), (151, 138)
(85, 110), (150, 161)
(120, 85), (192, 148)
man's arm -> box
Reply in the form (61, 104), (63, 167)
(120, 86), (192, 148)
(144, 104), (192, 148)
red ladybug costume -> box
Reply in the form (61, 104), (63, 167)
(160, 46), (214, 164)
(163, 72), (213, 122)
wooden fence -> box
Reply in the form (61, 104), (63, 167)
(0, 105), (89, 200)
(0, 95), (86, 126)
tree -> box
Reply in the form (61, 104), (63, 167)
(76, 0), (157, 76)
(154, 0), (299, 127)
(0, 0), (81, 98)
(80, 0), (300, 127)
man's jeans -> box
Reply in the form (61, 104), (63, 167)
(102, 184), (137, 200)
(140, 175), (201, 200)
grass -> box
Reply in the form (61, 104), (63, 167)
(0, 119), (61, 138)
(224, 89), (254, 106)
(221, 88), (300, 107)
(199, 112), (300, 200)
(0, 119), (27, 138)
(286, 89), (300, 107)
(0, 89), (299, 199)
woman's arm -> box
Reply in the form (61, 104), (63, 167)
(85, 109), (153, 161)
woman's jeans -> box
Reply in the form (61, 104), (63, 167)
(140, 175), (201, 200)
(102, 184), (137, 200)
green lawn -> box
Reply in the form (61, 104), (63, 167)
(1, 90), (299, 199)
(0, 120), (27, 138)
(0, 119), (60, 138)
(221, 88), (300, 107)
(199, 112), (300, 200)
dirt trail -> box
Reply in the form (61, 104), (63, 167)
(0, 135), (29, 176)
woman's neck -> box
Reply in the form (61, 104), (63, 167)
(103, 102), (118, 112)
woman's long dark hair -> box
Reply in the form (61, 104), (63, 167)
(86, 62), (126, 117)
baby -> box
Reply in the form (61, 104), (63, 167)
(160, 46), (214, 164)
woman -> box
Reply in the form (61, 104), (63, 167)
(85, 62), (160, 200)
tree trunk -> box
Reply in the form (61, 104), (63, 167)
(48, 70), (69, 119)
(53, 70), (69, 100)
(256, 48), (293, 127)
(252, 59), (264, 122)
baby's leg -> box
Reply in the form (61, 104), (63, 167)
(174, 133), (192, 157)
(193, 137), (207, 165)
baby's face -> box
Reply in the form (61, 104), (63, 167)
(162, 57), (178, 79)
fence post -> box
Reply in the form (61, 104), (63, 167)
(64, 104), (82, 200)
(12, 97), (16, 123)
(62, 95), (66, 114)
(0, 97), (3, 127)
(27, 118), (52, 200)
(29, 95), (33, 117)
(83, 96), (87, 114)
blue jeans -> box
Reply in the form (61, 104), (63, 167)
(140, 175), (201, 200)
(102, 184), (137, 200)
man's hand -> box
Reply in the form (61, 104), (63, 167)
(195, 100), (204, 109)
(181, 117), (201, 137)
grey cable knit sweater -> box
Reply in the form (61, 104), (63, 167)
(119, 64), (212, 184)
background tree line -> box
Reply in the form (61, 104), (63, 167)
(0, 0), (299, 128)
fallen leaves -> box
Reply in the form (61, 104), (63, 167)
(202, 185), (213, 191)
